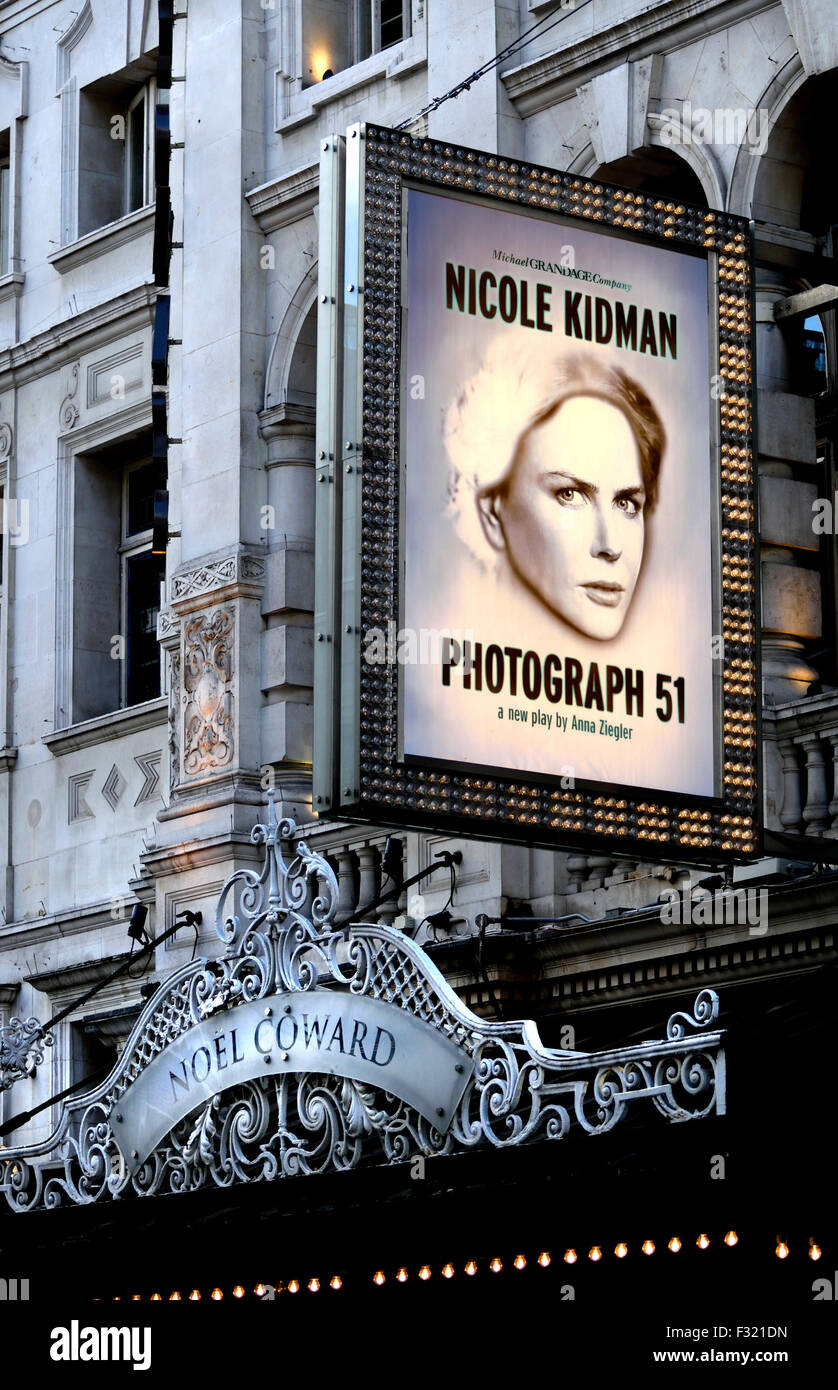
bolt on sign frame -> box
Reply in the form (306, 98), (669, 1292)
(315, 122), (761, 866)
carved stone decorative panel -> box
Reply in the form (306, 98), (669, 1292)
(182, 607), (234, 777)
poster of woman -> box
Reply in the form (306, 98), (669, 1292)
(401, 186), (719, 798)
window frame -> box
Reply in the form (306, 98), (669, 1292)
(0, 155), (10, 278)
(123, 80), (154, 218)
(119, 458), (163, 710)
(356, 0), (410, 62)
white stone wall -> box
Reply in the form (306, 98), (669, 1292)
(0, 0), (835, 1138)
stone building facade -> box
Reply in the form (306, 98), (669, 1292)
(0, 0), (834, 1278)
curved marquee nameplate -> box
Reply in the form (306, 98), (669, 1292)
(0, 795), (725, 1213)
(115, 989), (473, 1175)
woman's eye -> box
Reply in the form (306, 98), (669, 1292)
(616, 496), (640, 517)
(555, 486), (581, 504)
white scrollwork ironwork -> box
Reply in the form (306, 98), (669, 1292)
(0, 795), (725, 1211)
(0, 1016), (54, 1093)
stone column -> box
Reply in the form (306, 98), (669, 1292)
(778, 738), (803, 832)
(258, 403), (315, 822)
(801, 737), (829, 833)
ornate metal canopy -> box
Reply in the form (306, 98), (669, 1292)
(0, 795), (725, 1212)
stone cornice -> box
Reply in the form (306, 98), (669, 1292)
(0, 284), (157, 392)
(762, 689), (838, 742)
(246, 162), (319, 233)
(43, 697), (167, 756)
(0, 900), (148, 952)
(47, 204), (155, 274)
(501, 0), (778, 116)
(170, 547), (266, 612)
(258, 402), (316, 439)
(25, 951), (145, 996)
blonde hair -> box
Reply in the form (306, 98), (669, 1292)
(444, 340), (665, 566)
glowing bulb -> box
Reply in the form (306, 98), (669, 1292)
(776, 1241), (789, 1260)
(418, 1266), (431, 1281)
(465, 1260), (478, 1276)
(254, 1285), (268, 1298)
(537, 1252), (551, 1268)
(210, 1288), (223, 1301)
(232, 1286), (245, 1299)
(642, 1240), (655, 1256)
(564, 1249), (577, 1264)
(615, 1243), (628, 1259)
(287, 1279), (300, 1293)
(188, 1290), (201, 1301)
(306, 1277), (319, 1292)
(588, 1246), (602, 1262)
(668, 1237), (682, 1253)
(490, 1257), (503, 1273)
(373, 1271), (386, 1286)
(442, 1263), (455, 1279)
(724, 1231), (738, 1247)
(309, 49), (332, 82)
(169, 1292), (181, 1301)
(330, 1275), (342, 1290)
(809, 1242), (822, 1261)
(513, 1254), (526, 1271)
(150, 1293), (162, 1302)
(696, 1234), (710, 1250)
(131, 1295), (141, 1302)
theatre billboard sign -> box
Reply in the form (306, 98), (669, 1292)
(313, 124), (760, 864)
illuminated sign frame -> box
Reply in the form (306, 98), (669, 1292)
(315, 123), (760, 864)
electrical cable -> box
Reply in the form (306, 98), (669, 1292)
(395, 0), (594, 131)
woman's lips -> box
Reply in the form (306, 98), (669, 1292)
(581, 582), (624, 608)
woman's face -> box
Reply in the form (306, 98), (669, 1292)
(481, 395), (647, 640)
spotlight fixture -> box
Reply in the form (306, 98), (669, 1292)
(381, 836), (404, 885)
(127, 903), (150, 946)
